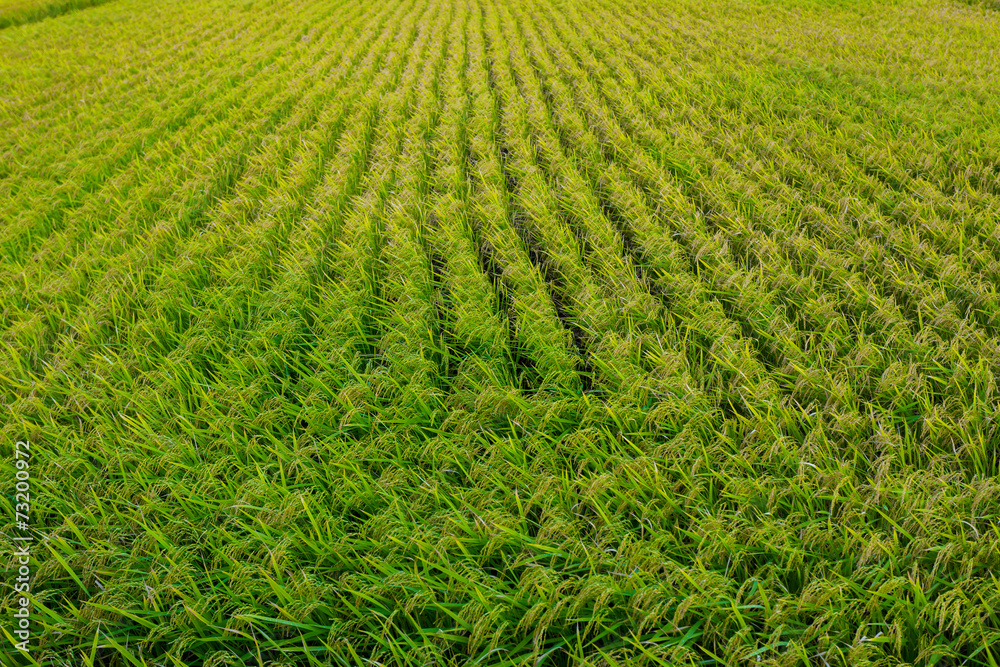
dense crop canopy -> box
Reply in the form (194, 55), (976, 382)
(2, 0), (1000, 664)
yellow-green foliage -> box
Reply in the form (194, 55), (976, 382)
(2, 0), (1000, 665)
(0, 0), (114, 29)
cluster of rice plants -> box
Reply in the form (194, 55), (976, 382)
(0, 0), (113, 29)
(2, 0), (1000, 664)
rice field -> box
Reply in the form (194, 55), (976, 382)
(2, 0), (1000, 664)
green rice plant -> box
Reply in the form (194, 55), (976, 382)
(423, 3), (518, 412)
(593, 0), (1000, 296)
(560, 0), (996, 490)
(580, 6), (1000, 428)
(484, 2), (674, 411)
(0, 0), (305, 261)
(4, 0), (1000, 664)
(463, 11), (580, 395)
(0, 0), (114, 30)
(548, 0), (984, 378)
(365, 0), (456, 421)
(0, 0), (268, 162)
(0, 0), (394, 384)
